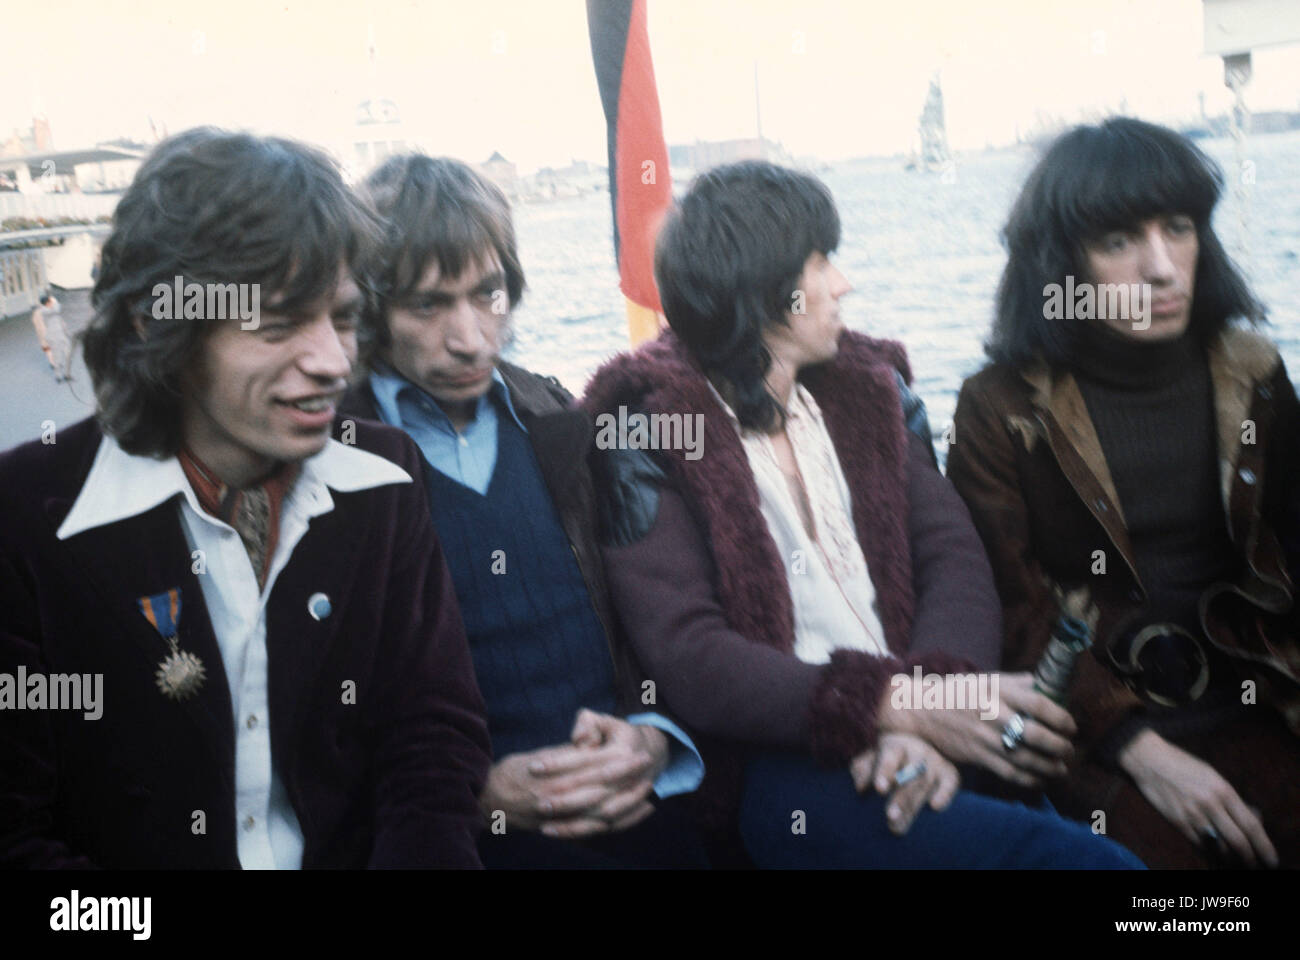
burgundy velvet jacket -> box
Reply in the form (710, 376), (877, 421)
(583, 331), (1002, 818)
(0, 416), (491, 869)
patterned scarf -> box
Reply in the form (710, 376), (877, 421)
(177, 447), (300, 589)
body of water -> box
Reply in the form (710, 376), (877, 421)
(509, 130), (1300, 439)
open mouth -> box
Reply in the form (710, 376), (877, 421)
(285, 396), (333, 412)
(276, 393), (340, 416)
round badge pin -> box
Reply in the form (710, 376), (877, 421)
(307, 592), (332, 621)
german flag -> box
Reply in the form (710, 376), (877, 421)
(587, 0), (672, 346)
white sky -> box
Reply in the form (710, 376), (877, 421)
(3, 0), (1299, 172)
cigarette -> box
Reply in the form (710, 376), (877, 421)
(894, 761), (927, 786)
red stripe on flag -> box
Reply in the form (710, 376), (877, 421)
(614, 0), (671, 313)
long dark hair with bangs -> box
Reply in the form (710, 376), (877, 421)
(83, 127), (375, 457)
(655, 160), (840, 432)
(357, 154), (525, 365)
(989, 116), (1265, 368)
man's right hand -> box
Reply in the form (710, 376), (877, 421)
(879, 671), (1075, 789)
(1118, 729), (1278, 868)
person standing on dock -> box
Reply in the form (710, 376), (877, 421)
(31, 292), (70, 382)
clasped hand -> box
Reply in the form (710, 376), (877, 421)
(479, 709), (669, 839)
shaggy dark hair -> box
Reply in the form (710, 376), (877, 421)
(655, 160), (840, 431)
(989, 116), (1265, 368)
(357, 154), (525, 366)
(82, 127), (375, 457)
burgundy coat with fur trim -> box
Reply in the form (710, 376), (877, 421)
(584, 331), (1002, 819)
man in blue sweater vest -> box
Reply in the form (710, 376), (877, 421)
(339, 154), (706, 868)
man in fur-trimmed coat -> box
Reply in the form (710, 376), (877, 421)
(584, 160), (1141, 868)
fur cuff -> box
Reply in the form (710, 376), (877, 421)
(809, 650), (982, 764)
(907, 650), (979, 678)
(809, 649), (905, 763)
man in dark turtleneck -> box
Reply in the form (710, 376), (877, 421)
(1069, 249), (1259, 793)
(1072, 273), (1236, 642)
(949, 117), (1300, 868)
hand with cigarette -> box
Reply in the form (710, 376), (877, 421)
(850, 732), (960, 836)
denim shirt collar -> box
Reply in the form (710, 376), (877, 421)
(367, 361), (527, 435)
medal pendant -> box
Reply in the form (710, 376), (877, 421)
(155, 645), (207, 701)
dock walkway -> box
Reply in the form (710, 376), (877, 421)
(0, 286), (96, 452)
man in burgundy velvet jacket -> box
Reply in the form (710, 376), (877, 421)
(0, 129), (491, 869)
(584, 160), (1143, 868)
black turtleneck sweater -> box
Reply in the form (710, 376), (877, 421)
(1071, 322), (1237, 634)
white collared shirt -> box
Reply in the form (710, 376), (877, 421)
(58, 433), (412, 869)
(714, 383), (889, 664)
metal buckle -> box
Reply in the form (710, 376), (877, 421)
(1126, 623), (1211, 707)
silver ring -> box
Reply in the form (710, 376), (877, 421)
(1202, 825), (1220, 844)
(1001, 712), (1027, 752)
(894, 761), (927, 786)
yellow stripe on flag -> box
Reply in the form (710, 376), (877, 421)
(627, 299), (664, 346)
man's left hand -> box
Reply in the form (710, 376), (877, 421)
(850, 731), (960, 836)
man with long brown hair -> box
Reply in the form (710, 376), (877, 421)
(0, 128), (491, 868)
(584, 159), (1142, 867)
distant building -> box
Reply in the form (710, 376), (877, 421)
(669, 137), (791, 173)
(478, 151), (518, 198)
(521, 158), (606, 201)
(1, 117), (54, 159)
(343, 24), (415, 179)
(0, 145), (143, 196)
(1178, 109), (1300, 140)
(1233, 110), (1300, 134)
(351, 97), (408, 175)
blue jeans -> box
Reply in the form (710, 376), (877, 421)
(739, 750), (1144, 869)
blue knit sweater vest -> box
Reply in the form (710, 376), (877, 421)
(426, 416), (616, 758)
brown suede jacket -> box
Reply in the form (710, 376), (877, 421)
(948, 327), (1300, 759)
